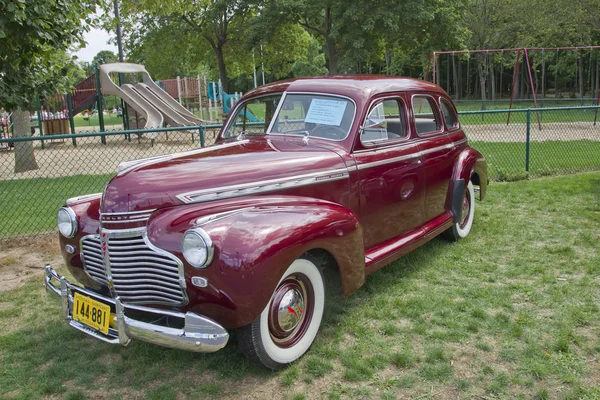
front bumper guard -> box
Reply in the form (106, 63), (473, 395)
(44, 265), (229, 353)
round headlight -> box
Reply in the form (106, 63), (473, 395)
(181, 228), (214, 268)
(57, 207), (77, 238)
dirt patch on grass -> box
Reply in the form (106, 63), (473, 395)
(0, 235), (62, 292)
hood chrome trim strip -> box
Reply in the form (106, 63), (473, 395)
(177, 168), (349, 204)
(117, 140), (251, 176)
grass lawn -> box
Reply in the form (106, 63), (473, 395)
(73, 115), (124, 129)
(470, 140), (600, 181)
(1, 172), (599, 399)
(0, 174), (114, 238)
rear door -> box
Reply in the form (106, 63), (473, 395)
(410, 94), (454, 222)
(352, 95), (425, 249)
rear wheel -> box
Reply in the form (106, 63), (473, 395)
(238, 255), (325, 370)
(443, 180), (475, 241)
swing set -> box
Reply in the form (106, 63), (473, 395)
(425, 46), (600, 127)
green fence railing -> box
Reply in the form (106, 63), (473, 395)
(457, 105), (600, 181)
(1, 105), (599, 238)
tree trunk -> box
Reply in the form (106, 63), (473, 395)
(324, 7), (337, 75)
(13, 107), (39, 173)
(214, 45), (229, 92)
(477, 58), (487, 102)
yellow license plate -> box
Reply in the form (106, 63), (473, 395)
(73, 293), (111, 335)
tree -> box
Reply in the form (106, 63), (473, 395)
(0, 0), (96, 172)
(113, 0), (257, 92)
(92, 50), (118, 66)
(253, 0), (468, 75)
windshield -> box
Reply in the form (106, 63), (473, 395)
(270, 94), (355, 141)
(222, 94), (282, 138)
(222, 93), (355, 141)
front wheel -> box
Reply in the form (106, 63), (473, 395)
(238, 255), (325, 370)
(443, 180), (475, 241)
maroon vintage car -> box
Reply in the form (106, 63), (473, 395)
(45, 76), (487, 369)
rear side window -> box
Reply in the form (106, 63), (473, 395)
(440, 99), (459, 129)
(412, 96), (441, 135)
(361, 99), (406, 143)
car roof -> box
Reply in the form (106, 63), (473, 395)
(244, 75), (446, 101)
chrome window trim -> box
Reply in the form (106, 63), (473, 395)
(222, 92), (284, 139)
(360, 95), (410, 146)
(411, 94), (444, 137)
(267, 92), (357, 142)
(177, 168), (349, 204)
(439, 97), (461, 131)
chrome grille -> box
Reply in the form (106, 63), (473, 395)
(81, 235), (108, 285)
(80, 231), (186, 306)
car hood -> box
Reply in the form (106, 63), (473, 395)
(101, 137), (347, 213)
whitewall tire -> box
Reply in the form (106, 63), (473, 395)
(444, 180), (475, 241)
(238, 255), (325, 370)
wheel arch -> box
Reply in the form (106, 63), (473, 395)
(147, 197), (366, 329)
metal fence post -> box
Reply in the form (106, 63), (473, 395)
(199, 127), (205, 147)
(35, 94), (44, 149)
(94, 65), (106, 144)
(66, 92), (77, 147)
(525, 108), (531, 172)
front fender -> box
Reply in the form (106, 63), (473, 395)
(146, 196), (365, 329)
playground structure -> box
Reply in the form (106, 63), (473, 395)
(425, 46), (600, 121)
(22, 63), (245, 141)
(156, 76), (244, 121)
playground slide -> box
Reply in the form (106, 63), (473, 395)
(134, 83), (190, 127)
(136, 82), (203, 125)
(99, 63), (207, 138)
(119, 84), (164, 136)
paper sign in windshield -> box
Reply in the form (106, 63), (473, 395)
(305, 99), (348, 126)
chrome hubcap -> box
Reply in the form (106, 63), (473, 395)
(277, 288), (305, 332)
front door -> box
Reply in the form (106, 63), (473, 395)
(352, 96), (425, 249)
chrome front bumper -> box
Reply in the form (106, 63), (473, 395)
(44, 265), (229, 353)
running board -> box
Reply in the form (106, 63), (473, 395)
(364, 212), (453, 274)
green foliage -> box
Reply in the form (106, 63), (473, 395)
(92, 50), (118, 66)
(0, 0), (98, 110)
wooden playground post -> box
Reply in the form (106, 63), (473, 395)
(177, 76), (183, 105)
(197, 75), (204, 120)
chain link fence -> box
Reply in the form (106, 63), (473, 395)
(1, 106), (599, 238)
(460, 105), (600, 181)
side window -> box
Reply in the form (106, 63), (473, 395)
(440, 99), (459, 130)
(361, 99), (406, 143)
(412, 96), (441, 135)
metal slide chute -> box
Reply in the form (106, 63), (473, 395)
(98, 63), (208, 138)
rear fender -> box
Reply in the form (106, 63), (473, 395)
(146, 196), (365, 328)
(450, 147), (488, 201)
